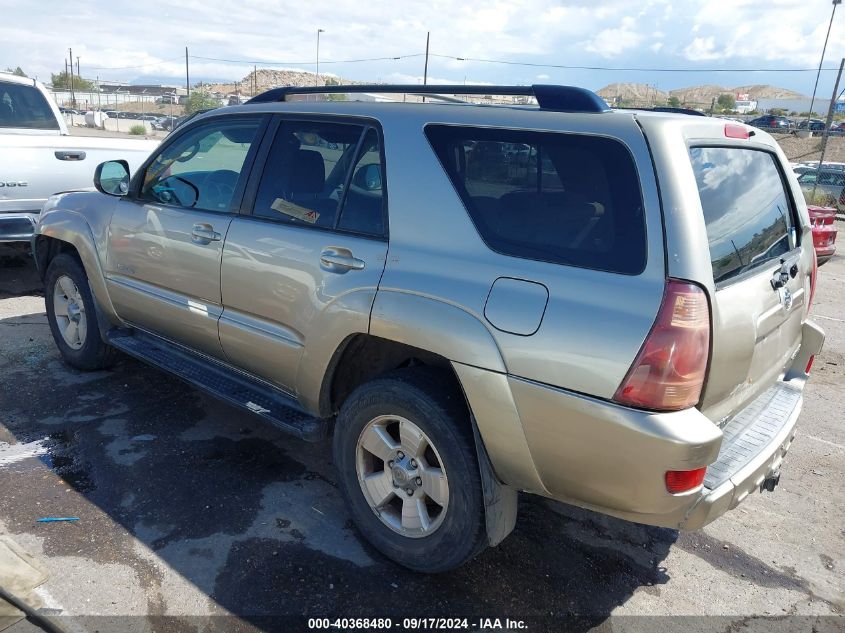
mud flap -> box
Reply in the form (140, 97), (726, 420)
(470, 416), (518, 547)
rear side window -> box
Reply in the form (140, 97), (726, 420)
(0, 83), (59, 130)
(425, 125), (646, 275)
(690, 147), (795, 285)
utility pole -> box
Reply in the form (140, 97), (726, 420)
(316, 29), (324, 87)
(185, 47), (190, 99)
(808, 0), (842, 126)
(422, 31), (430, 103)
(253, 64), (257, 95)
(68, 48), (76, 108)
(813, 57), (845, 200)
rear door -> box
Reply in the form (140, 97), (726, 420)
(219, 117), (388, 394)
(689, 145), (808, 424)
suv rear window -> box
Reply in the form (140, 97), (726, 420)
(690, 147), (795, 285)
(0, 83), (59, 130)
(425, 125), (646, 275)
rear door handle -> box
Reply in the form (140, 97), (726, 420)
(55, 150), (86, 161)
(320, 247), (365, 272)
(191, 223), (222, 244)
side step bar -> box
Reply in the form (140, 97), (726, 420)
(107, 330), (329, 442)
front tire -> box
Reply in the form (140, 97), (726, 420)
(45, 253), (115, 370)
(333, 367), (487, 572)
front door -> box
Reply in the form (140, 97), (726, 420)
(220, 119), (388, 394)
(104, 116), (265, 358)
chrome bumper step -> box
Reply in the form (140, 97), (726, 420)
(704, 383), (802, 490)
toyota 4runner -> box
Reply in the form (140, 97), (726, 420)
(33, 84), (825, 572)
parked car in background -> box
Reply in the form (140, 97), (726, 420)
(798, 169), (845, 211)
(797, 118), (826, 131)
(155, 115), (179, 131)
(33, 83), (824, 573)
(0, 71), (158, 247)
(807, 205), (838, 265)
(747, 114), (792, 130)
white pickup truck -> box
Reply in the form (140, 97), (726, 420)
(0, 72), (158, 247)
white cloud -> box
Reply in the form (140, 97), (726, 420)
(0, 0), (839, 93)
(582, 17), (645, 58)
(683, 0), (845, 66)
(536, 73), (550, 80)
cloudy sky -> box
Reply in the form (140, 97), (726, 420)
(2, 0), (845, 95)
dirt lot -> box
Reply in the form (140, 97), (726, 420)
(775, 133), (845, 163)
(0, 247), (844, 632)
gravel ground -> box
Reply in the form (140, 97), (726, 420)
(0, 248), (843, 632)
(774, 133), (845, 163)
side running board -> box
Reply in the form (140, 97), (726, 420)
(107, 330), (329, 442)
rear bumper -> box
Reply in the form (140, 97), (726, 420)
(0, 212), (39, 243)
(459, 320), (825, 531)
(682, 384), (801, 529)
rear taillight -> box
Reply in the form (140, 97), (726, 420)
(806, 355), (815, 374)
(809, 246), (818, 313)
(665, 468), (707, 494)
(613, 280), (711, 411)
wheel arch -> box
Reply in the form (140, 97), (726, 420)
(34, 209), (120, 330)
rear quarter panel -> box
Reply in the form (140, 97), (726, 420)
(373, 107), (666, 399)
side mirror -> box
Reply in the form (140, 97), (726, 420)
(353, 163), (382, 191)
(94, 160), (130, 196)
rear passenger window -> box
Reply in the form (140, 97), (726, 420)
(425, 125), (646, 275)
(337, 129), (385, 236)
(253, 121), (365, 230)
(690, 147), (795, 285)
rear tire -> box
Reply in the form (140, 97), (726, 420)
(333, 367), (487, 572)
(45, 253), (116, 371)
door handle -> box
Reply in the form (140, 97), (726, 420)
(55, 150), (86, 161)
(191, 223), (222, 244)
(320, 247), (365, 272)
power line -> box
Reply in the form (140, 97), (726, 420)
(88, 56), (184, 71)
(429, 53), (843, 73)
(189, 53), (425, 66)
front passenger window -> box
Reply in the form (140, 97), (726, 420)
(140, 119), (261, 212)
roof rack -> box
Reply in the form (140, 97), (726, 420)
(615, 105), (707, 117)
(246, 84), (610, 113)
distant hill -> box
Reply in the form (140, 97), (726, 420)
(596, 82), (808, 107)
(595, 83), (668, 104)
(669, 84), (807, 106)
(200, 68), (358, 97)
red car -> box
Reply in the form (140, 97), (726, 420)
(808, 205), (838, 265)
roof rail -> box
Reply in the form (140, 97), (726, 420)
(246, 84), (610, 113)
(615, 106), (707, 117)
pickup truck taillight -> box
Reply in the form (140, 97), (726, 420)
(613, 280), (711, 412)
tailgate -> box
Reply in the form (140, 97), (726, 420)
(688, 145), (811, 426)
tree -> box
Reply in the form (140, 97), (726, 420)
(4, 66), (26, 77)
(667, 95), (681, 108)
(184, 90), (219, 114)
(716, 93), (736, 112)
(51, 70), (95, 91)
